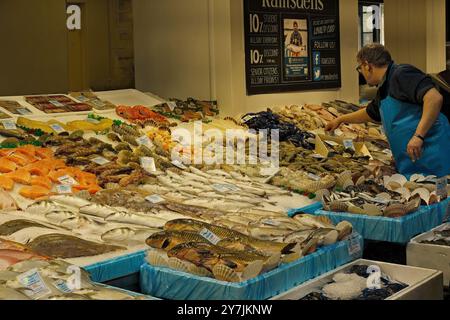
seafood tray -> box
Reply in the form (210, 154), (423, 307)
(314, 198), (450, 244)
(271, 259), (443, 300)
(407, 223), (450, 286)
(84, 250), (147, 283)
(139, 235), (364, 300)
(25, 95), (92, 114)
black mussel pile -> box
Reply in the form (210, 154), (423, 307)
(300, 265), (408, 301)
(242, 110), (315, 150)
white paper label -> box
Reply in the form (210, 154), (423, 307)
(137, 135), (154, 148)
(50, 124), (65, 133)
(145, 195), (165, 204)
(86, 117), (100, 124)
(199, 228), (221, 245)
(91, 99), (106, 107)
(172, 159), (187, 170)
(141, 157), (157, 173)
(2, 120), (16, 130)
(53, 279), (73, 293)
(436, 177), (448, 199)
(347, 233), (362, 257)
(57, 185), (72, 194)
(58, 175), (77, 186)
(49, 100), (65, 107)
(242, 115), (256, 122)
(91, 156), (110, 165)
(17, 269), (52, 300)
(75, 95), (89, 102)
(308, 173), (321, 181)
(343, 139), (355, 150)
(167, 102), (177, 111)
(334, 129), (344, 136)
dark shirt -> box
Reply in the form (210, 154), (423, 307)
(366, 63), (449, 122)
(290, 31), (303, 46)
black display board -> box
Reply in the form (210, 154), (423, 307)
(244, 0), (341, 95)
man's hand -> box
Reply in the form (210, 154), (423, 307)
(325, 118), (342, 132)
(407, 136), (424, 162)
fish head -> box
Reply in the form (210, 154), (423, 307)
(146, 232), (177, 250)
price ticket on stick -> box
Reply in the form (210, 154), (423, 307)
(50, 124), (65, 133)
(343, 139), (355, 150)
(137, 135), (154, 148)
(346, 232), (362, 257)
(2, 120), (17, 130)
(145, 195), (166, 204)
(141, 157), (157, 173)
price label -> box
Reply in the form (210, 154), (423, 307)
(334, 129), (344, 136)
(141, 157), (157, 173)
(308, 173), (321, 181)
(75, 95), (89, 102)
(91, 156), (110, 165)
(167, 102), (177, 111)
(57, 185), (72, 194)
(50, 124), (65, 133)
(137, 135), (154, 148)
(311, 153), (325, 159)
(49, 100), (65, 107)
(145, 195), (166, 204)
(91, 99), (106, 107)
(199, 228), (221, 245)
(436, 177), (448, 200)
(346, 233), (362, 257)
(17, 269), (52, 300)
(343, 139), (355, 150)
(172, 159), (187, 170)
(2, 120), (16, 130)
(242, 115), (256, 122)
(53, 279), (73, 294)
(58, 175), (77, 186)
(86, 117), (100, 124)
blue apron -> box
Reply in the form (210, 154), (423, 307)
(380, 95), (450, 178)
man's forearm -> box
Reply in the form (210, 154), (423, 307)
(415, 89), (443, 137)
(339, 108), (373, 124)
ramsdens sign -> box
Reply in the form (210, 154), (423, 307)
(262, 0), (324, 11)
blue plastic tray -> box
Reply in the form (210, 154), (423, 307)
(139, 234), (364, 300)
(314, 198), (450, 244)
(85, 250), (146, 283)
(288, 202), (323, 217)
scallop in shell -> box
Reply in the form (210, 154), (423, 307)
(168, 257), (191, 273)
(188, 264), (214, 278)
(362, 204), (383, 216)
(336, 171), (352, 188)
(376, 192), (392, 201)
(394, 187), (411, 201)
(404, 181), (420, 191)
(341, 179), (355, 190)
(212, 264), (241, 282)
(405, 194), (421, 213)
(328, 201), (349, 212)
(411, 188), (431, 205)
(410, 174), (425, 182)
(355, 175), (366, 186)
(146, 249), (169, 267)
(314, 189), (330, 202)
(241, 260), (264, 281)
(384, 203), (409, 218)
(336, 221), (353, 240)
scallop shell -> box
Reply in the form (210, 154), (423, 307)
(347, 204), (366, 215)
(410, 174), (425, 182)
(411, 188), (430, 204)
(376, 192), (392, 201)
(394, 187), (411, 200)
(314, 189), (330, 202)
(342, 179), (355, 190)
(387, 181), (402, 191)
(336, 221), (353, 240)
(404, 181), (420, 191)
(405, 194), (421, 213)
(428, 193), (439, 205)
(384, 203), (409, 218)
(422, 184), (436, 193)
(362, 204), (383, 216)
(355, 175), (366, 186)
(336, 171), (352, 188)
(188, 264), (213, 278)
(146, 250), (169, 267)
(390, 174), (408, 186)
(241, 260), (264, 281)
(168, 257), (191, 273)
(328, 201), (349, 212)
(212, 264), (241, 283)
(321, 230), (339, 246)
